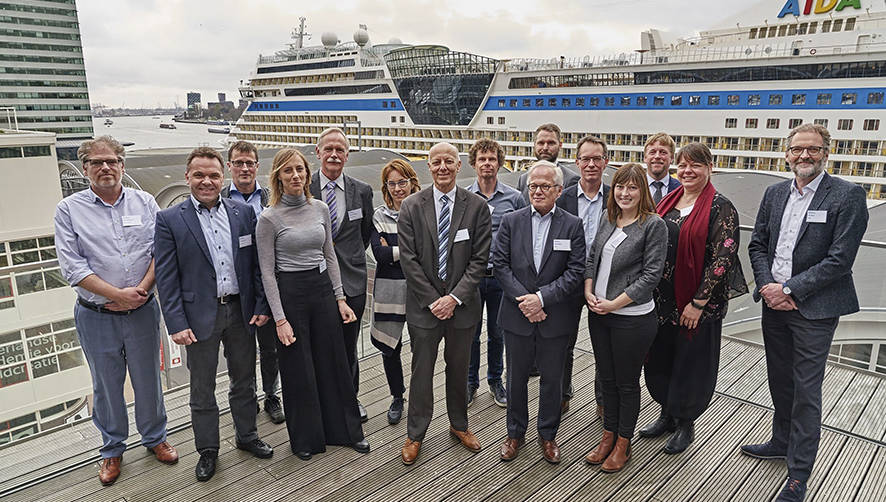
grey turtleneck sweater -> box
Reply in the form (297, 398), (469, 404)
(256, 193), (344, 321)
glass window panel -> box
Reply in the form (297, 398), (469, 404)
(841, 344), (872, 364)
(0, 276), (11, 298)
(8, 239), (37, 252)
(0, 330), (20, 345)
(11, 251), (39, 265)
(27, 335), (55, 358)
(39, 248), (57, 260)
(637, 96), (647, 106)
(727, 95), (739, 105)
(15, 271), (44, 294)
(57, 351), (84, 372)
(40, 403), (65, 418)
(53, 331), (79, 352)
(671, 96), (682, 105)
(769, 94), (783, 105)
(0, 362), (29, 389)
(0, 341), (25, 367)
(24, 324), (52, 339)
(31, 354), (58, 378)
(748, 94), (761, 105)
(53, 319), (75, 331)
(708, 95), (720, 105)
(22, 145), (51, 157)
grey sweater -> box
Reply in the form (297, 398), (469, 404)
(256, 193), (344, 321)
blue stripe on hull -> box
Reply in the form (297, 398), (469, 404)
(248, 99), (402, 112)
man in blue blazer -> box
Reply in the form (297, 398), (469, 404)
(495, 161), (586, 464)
(154, 147), (273, 482)
(642, 132), (680, 205)
(744, 124), (868, 502)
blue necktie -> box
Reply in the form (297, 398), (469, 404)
(438, 194), (450, 281)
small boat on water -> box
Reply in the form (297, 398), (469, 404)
(207, 120), (230, 126)
(207, 126), (231, 134)
(103, 119), (113, 126)
(152, 116), (161, 119)
(159, 123), (176, 129)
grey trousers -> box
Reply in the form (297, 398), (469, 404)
(185, 299), (259, 453)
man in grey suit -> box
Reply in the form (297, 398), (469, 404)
(310, 128), (375, 422)
(642, 132), (681, 205)
(516, 123), (580, 202)
(744, 123), (868, 502)
(495, 161), (586, 464)
(398, 142), (492, 465)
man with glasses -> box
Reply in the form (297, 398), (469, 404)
(516, 123), (580, 202)
(466, 139), (525, 409)
(397, 142), (492, 465)
(555, 135), (610, 417)
(642, 132), (680, 205)
(494, 160), (586, 464)
(220, 140), (283, 425)
(745, 124), (868, 502)
(55, 136), (178, 486)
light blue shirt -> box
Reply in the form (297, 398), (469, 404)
(530, 205), (555, 307)
(228, 181), (264, 218)
(54, 187), (160, 304)
(431, 184), (461, 306)
(190, 196), (239, 297)
(467, 180), (526, 269)
(577, 183), (605, 257)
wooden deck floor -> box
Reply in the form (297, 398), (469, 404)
(2, 322), (886, 501)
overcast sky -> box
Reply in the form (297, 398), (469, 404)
(77, 0), (754, 108)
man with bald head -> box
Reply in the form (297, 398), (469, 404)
(397, 142), (492, 465)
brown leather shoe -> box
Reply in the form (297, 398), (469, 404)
(147, 441), (179, 465)
(450, 427), (482, 453)
(585, 430), (616, 465)
(499, 437), (525, 461)
(561, 399), (570, 415)
(401, 438), (421, 465)
(538, 438), (561, 464)
(596, 404), (604, 419)
(99, 457), (122, 486)
(601, 436), (631, 472)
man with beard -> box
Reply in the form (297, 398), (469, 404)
(642, 133), (680, 205)
(516, 124), (579, 202)
(744, 123), (868, 502)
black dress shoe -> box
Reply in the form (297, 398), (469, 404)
(236, 438), (274, 459)
(295, 450), (312, 461)
(740, 440), (788, 460)
(353, 439), (370, 454)
(639, 410), (678, 438)
(195, 451), (217, 482)
(264, 395), (285, 424)
(358, 401), (368, 423)
(387, 397), (404, 425)
(663, 420), (695, 454)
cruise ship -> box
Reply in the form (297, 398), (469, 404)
(232, 0), (886, 198)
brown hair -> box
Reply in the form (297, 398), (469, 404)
(644, 132), (676, 155)
(186, 146), (224, 172)
(576, 135), (608, 159)
(381, 159), (421, 209)
(606, 163), (656, 223)
(468, 138), (505, 167)
(786, 123), (831, 150)
(534, 123), (561, 141)
(268, 148), (312, 206)
(675, 142), (713, 166)
(227, 140), (258, 161)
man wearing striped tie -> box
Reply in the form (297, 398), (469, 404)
(397, 142), (492, 465)
(311, 127), (375, 422)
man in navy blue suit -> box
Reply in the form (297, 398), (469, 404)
(154, 147), (274, 482)
(643, 132), (680, 206)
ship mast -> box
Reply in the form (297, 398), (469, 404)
(291, 17), (311, 49)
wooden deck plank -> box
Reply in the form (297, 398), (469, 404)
(811, 436), (877, 501)
(854, 446), (886, 502)
(852, 378), (886, 441)
(720, 354), (769, 400)
(823, 372), (880, 432)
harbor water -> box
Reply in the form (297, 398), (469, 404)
(91, 115), (223, 151)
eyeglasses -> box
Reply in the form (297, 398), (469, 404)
(231, 160), (257, 168)
(577, 156), (607, 166)
(527, 183), (559, 193)
(85, 158), (120, 169)
(787, 146), (826, 156)
(386, 179), (411, 189)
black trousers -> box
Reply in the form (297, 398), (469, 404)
(505, 329), (570, 441)
(255, 321), (279, 396)
(342, 293), (366, 394)
(382, 340), (405, 398)
(762, 306), (838, 482)
(185, 299), (258, 453)
(644, 320), (722, 421)
(590, 311), (657, 439)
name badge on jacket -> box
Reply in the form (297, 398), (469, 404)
(553, 239), (571, 251)
(454, 228), (470, 242)
(348, 208), (363, 221)
(806, 210), (827, 223)
(239, 235), (252, 248)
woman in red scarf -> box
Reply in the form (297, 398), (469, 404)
(639, 143), (747, 454)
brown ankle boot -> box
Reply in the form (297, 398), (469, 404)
(584, 430), (616, 465)
(601, 436), (631, 473)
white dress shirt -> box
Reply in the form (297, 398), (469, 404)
(771, 171), (826, 284)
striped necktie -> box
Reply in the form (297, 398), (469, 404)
(438, 194), (450, 281)
(325, 181), (338, 237)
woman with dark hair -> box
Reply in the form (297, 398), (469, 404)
(582, 163), (667, 472)
(255, 147), (368, 460)
(639, 142), (747, 454)
(370, 159), (421, 425)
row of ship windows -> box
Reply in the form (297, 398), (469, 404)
(724, 117), (879, 131)
(495, 91), (885, 109)
(748, 17), (854, 39)
(250, 70), (384, 87)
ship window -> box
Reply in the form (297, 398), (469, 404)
(689, 95), (701, 106)
(821, 20), (831, 33)
(844, 18), (856, 31)
(654, 96), (664, 106)
(487, 117), (494, 125)
(576, 97), (585, 107)
(523, 99), (530, 107)
(808, 21), (817, 34)
(766, 118), (780, 129)
(605, 97), (615, 106)
(842, 92), (857, 105)
(748, 94), (761, 105)
(789, 118), (803, 128)
(383, 101), (388, 108)
(798, 23), (808, 35)
(391, 116), (396, 123)
(727, 95), (739, 105)
(863, 119), (880, 131)
(837, 119), (853, 130)
(498, 117), (506, 125)
(832, 19), (843, 32)
(817, 93), (832, 105)
(549, 98), (557, 106)
(708, 95), (720, 105)
(589, 97), (600, 106)
(746, 118), (758, 128)
(769, 94), (783, 105)
(814, 118), (828, 128)
(867, 92), (884, 104)
(621, 96), (631, 106)
(792, 93), (806, 105)
(390, 101), (397, 108)
(768, 26), (777, 37)
(536, 98), (544, 107)
(788, 24), (797, 36)
(749, 28), (757, 39)
(637, 96), (647, 106)
(670, 96), (682, 106)
(725, 118), (737, 128)
(498, 100), (505, 108)
(562, 98), (571, 107)
(399, 116), (404, 123)
(509, 99), (517, 107)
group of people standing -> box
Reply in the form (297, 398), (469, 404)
(54, 121), (867, 502)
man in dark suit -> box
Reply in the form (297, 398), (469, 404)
(642, 132), (681, 205)
(397, 142), (492, 465)
(155, 147), (274, 482)
(495, 161), (586, 464)
(220, 140), (283, 425)
(310, 127), (375, 422)
(516, 123), (579, 202)
(744, 124), (868, 502)
(555, 135), (610, 416)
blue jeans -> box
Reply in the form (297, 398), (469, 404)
(468, 275), (504, 388)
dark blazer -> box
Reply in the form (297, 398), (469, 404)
(517, 165), (580, 202)
(556, 182), (611, 216)
(221, 184), (269, 207)
(309, 173), (374, 298)
(397, 186), (492, 329)
(494, 206), (586, 337)
(748, 172), (868, 320)
(154, 197), (268, 341)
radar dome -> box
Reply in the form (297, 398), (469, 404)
(388, 37), (403, 45)
(353, 28), (369, 46)
(321, 32), (338, 47)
